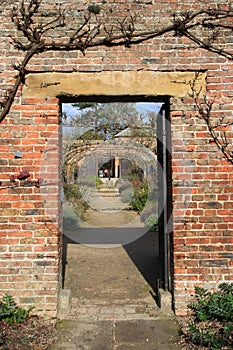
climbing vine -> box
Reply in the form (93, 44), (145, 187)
(0, 1), (233, 121)
(189, 74), (233, 164)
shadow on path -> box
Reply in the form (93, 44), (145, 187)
(62, 227), (160, 305)
(62, 184), (161, 309)
(123, 229), (160, 301)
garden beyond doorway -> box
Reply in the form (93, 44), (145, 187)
(62, 181), (160, 320)
(61, 102), (165, 317)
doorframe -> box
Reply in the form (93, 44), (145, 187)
(157, 101), (172, 291)
(62, 97), (173, 292)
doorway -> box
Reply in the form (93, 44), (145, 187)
(61, 99), (171, 317)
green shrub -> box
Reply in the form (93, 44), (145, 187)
(130, 188), (148, 212)
(120, 187), (133, 203)
(115, 178), (126, 186)
(144, 215), (158, 231)
(185, 283), (233, 349)
(96, 177), (103, 188)
(0, 292), (33, 325)
(78, 175), (97, 187)
(140, 201), (157, 222)
(118, 181), (132, 193)
(63, 183), (89, 220)
(77, 175), (102, 188)
(63, 183), (82, 202)
(189, 284), (233, 323)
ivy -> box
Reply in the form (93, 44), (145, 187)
(87, 3), (101, 14)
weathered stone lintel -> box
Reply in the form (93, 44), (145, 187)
(23, 71), (206, 99)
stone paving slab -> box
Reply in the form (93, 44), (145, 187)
(49, 319), (183, 350)
(49, 320), (113, 350)
(115, 319), (181, 348)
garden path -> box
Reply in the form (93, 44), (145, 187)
(52, 183), (182, 349)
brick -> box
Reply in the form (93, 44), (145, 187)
(0, 0), (233, 318)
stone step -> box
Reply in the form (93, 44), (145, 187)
(97, 189), (119, 194)
(94, 193), (120, 197)
(91, 190), (120, 198)
(58, 290), (173, 321)
(68, 300), (159, 321)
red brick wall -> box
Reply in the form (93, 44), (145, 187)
(0, 1), (232, 316)
(0, 94), (62, 315)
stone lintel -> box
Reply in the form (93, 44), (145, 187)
(23, 71), (206, 99)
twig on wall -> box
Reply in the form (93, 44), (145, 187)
(0, 1), (232, 124)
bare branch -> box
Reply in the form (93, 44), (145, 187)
(0, 44), (42, 123)
(1, 0), (233, 124)
(189, 75), (233, 164)
(183, 29), (233, 61)
(69, 14), (91, 44)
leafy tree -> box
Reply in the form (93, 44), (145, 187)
(68, 102), (148, 140)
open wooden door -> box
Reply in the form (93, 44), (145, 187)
(157, 102), (172, 291)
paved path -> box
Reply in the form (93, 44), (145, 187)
(54, 184), (183, 349)
(49, 319), (182, 350)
